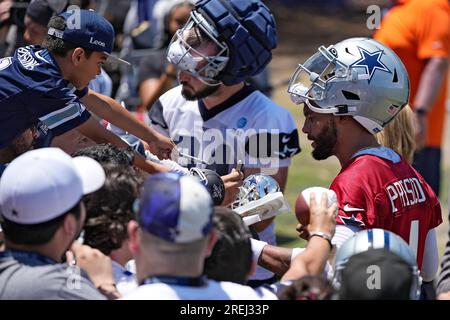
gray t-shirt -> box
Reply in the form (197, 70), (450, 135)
(0, 251), (106, 300)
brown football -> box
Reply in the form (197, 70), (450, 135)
(295, 187), (338, 225)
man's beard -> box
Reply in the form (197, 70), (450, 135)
(181, 82), (221, 100)
(310, 119), (337, 160)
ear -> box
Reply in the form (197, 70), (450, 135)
(127, 220), (141, 254)
(204, 229), (218, 258)
(71, 48), (85, 66)
(62, 214), (77, 236)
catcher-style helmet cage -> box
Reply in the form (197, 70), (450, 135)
(189, 168), (225, 205)
(333, 229), (422, 300)
(167, 0), (277, 85)
(288, 37), (410, 134)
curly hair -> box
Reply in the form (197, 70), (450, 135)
(83, 164), (144, 255)
(72, 143), (135, 166)
(203, 207), (252, 284)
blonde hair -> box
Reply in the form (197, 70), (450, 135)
(376, 105), (416, 163)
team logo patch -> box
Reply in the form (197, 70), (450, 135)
(237, 117), (247, 128)
(350, 47), (391, 83)
(17, 47), (40, 70)
(338, 214), (365, 227)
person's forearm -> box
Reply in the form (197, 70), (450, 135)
(76, 116), (130, 147)
(81, 90), (159, 142)
(414, 57), (448, 112)
(76, 117), (168, 174)
(258, 245), (292, 276)
(133, 152), (170, 174)
(281, 237), (331, 281)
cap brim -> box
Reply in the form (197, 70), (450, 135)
(72, 156), (106, 195)
(105, 52), (131, 66)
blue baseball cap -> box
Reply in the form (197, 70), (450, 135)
(47, 9), (130, 65)
(135, 173), (214, 243)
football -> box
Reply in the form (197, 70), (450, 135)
(295, 187), (338, 225)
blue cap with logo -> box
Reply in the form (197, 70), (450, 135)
(47, 8), (129, 65)
(135, 173), (214, 243)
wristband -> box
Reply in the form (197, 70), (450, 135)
(309, 231), (333, 249)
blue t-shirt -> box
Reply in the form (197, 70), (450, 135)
(0, 45), (91, 149)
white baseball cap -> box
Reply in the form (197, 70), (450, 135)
(135, 173), (214, 243)
(0, 148), (105, 224)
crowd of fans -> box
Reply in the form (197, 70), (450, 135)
(0, 0), (450, 301)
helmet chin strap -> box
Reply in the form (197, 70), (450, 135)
(305, 100), (357, 115)
(198, 77), (222, 87)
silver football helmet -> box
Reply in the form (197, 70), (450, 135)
(230, 174), (289, 226)
(288, 37), (410, 134)
(333, 228), (422, 300)
(231, 174), (280, 210)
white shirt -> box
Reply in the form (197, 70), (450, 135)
(149, 85), (300, 281)
(122, 279), (278, 300)
(111, 260), (138, 296)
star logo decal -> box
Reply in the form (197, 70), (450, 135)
(350, 47), (391, 83)
(338, 214), (366, 228)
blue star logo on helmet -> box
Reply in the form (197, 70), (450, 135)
(350, 47), (391, 83)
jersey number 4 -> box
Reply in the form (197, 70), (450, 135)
(409, 220), (419, 259)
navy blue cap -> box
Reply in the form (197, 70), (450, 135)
(48, 9), (129, 65)
(135, 173), (214, 243)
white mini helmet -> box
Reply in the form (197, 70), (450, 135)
(333, 229), (421, 300)
(288, 37), (410, 134)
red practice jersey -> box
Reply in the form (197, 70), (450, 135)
(330, 148), (442, 268)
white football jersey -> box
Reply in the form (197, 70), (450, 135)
(149, 84), (300, 282)
(149, 84), (300, 176)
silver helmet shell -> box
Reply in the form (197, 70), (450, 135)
(231, 173), (280, 210)
(288, 37), (410, 134)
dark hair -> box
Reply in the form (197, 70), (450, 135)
(83, 164), (144, 255)
(160, 1), (194, 48)
(277, 276), (335, 300)
(203, 207), (252, 285)
(185, 24), (210, 49)
(42, 15), (93, 58)
(1, 202), (82, 245)
(72, 143), (135, 166)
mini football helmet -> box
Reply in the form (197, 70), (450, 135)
(189, 168), (225, 205)
(288, 37), (410, 134)
(230, 174), (289, 225)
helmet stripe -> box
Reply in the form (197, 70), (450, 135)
(384, 229), (390, 249)
(367, 228), (373, 249)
